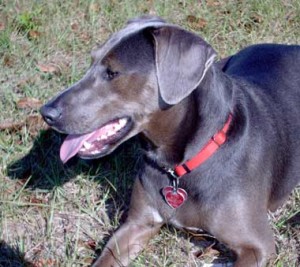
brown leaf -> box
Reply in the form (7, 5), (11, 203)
(71, 22), (79, 31)
(36, 63), (59, 74)
(28, 196), (47, 204)
(89, 3), (101, 13)
(33, 259), (57, 267)
(26, 114), (48, 136)
(0, 22), (5, 31)
(83, 257), (95, 265)
(251, 14), (262, 24)
(3, 54), (15, 67)
(86, 239), (97, 250)
(0, 115), (47, 136)
(77, 238), (97, 250)
(17, 178), (31, 186)
(17, 97), (43, 109)
(79, 32), (91, 44)
(207, 0), (221, 6)
(2, 176), (29, 195)
(186, 15), (207, 30)
(29, 30), (42, 39)
(0, 119), (24, 131)
(186, 15), (197, 23)
(195, 245), (220, 259)
(17, 74), (40, 87)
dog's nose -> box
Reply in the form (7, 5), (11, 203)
(40, 105), (62, 125)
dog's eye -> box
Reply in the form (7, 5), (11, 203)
(103, 68), (119, 81)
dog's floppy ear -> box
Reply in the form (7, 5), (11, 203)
(151, 26), (216, 105)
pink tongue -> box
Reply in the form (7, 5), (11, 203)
(60, 132), (95, 163)
(60, 122), (118, 163)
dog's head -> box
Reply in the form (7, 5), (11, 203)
(40, 16), (216, 163)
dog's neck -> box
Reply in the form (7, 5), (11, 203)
(141, 65), (233, 167)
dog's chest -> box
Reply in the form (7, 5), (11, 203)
(140, 161), (217, 230)
(150, 187), (212, 231)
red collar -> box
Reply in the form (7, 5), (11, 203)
(173, 113), (233, 177)
(162, 114), (232, 208)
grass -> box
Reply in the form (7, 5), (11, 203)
(0, 0), (299, 266)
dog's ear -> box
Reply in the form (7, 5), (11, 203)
(151, 27), (216, 105)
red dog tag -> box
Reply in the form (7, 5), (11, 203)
(162, 186), (187, 209)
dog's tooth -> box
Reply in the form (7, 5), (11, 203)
(83, 141), (92, 149)
(80, 147), (87, 152)
(119, 118), (127, 127)
(92, 150), (102, 155)
(107, 130), (115, 137)
(114, 124), (122, 131)
(100, 134), (108, 140)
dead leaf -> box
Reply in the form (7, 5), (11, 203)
(207, 0), (221, 6)
(71, 21), (79, 31)
(0, 119), (24, 131)
(83, 257), (95, 265)
(86, 239), (96, 250)
(33, 259), (57, 267)
(251, 14), (262, 24)
(79, 32), (91, 43)
(89, 3), (101, 12)
(186, 15), (196, 24)
(0, 115), (47, 137)
(195, 245), (220, 259)
(3, 54), (15, 67)
(17, 74), (40, 87)
(0, 22), (5, 31)
(26, 114), (48, 136)
(77, 238), (97, 250)
(17, 97), (43, 109)
(36, 63), (60, 74)
(2, 176), (30, 195)
(186, 15), (207, 30)
(29, 30), (42, 39)
(28, 196), (47, 204)
(17, 178), (31, 186)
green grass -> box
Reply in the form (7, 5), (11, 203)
(0, 0), (300, 266)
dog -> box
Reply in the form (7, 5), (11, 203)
(40, 16), (300, 266)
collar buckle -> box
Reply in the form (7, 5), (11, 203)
(166, 168), (179, 179)
(212, 130), (226, 147)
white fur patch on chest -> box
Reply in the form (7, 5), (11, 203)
(170, 218), (202, 232)
(149, 208), (164, 223)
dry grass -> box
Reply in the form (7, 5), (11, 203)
(0, 0), (299, 266)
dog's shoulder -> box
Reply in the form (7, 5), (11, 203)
(223, 43), (300, 78)
(220, 44), (300, 98)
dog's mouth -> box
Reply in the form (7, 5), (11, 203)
(60, 117), (132, 163)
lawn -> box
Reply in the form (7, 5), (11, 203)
(0, 0), (299, 266)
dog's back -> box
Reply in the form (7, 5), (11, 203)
(224, 44), (300, 92)
(224, 44), (300, 210)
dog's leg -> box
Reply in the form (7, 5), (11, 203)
(93, 179), (164, 267)
(212, 206), (276, 267)
(234, 220), (275, 266)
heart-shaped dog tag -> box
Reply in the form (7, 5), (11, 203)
(162, 186), (187, 209)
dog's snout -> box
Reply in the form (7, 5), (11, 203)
(40, 105), (62, 125)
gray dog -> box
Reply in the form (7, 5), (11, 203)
(41, 16), (300, 266)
